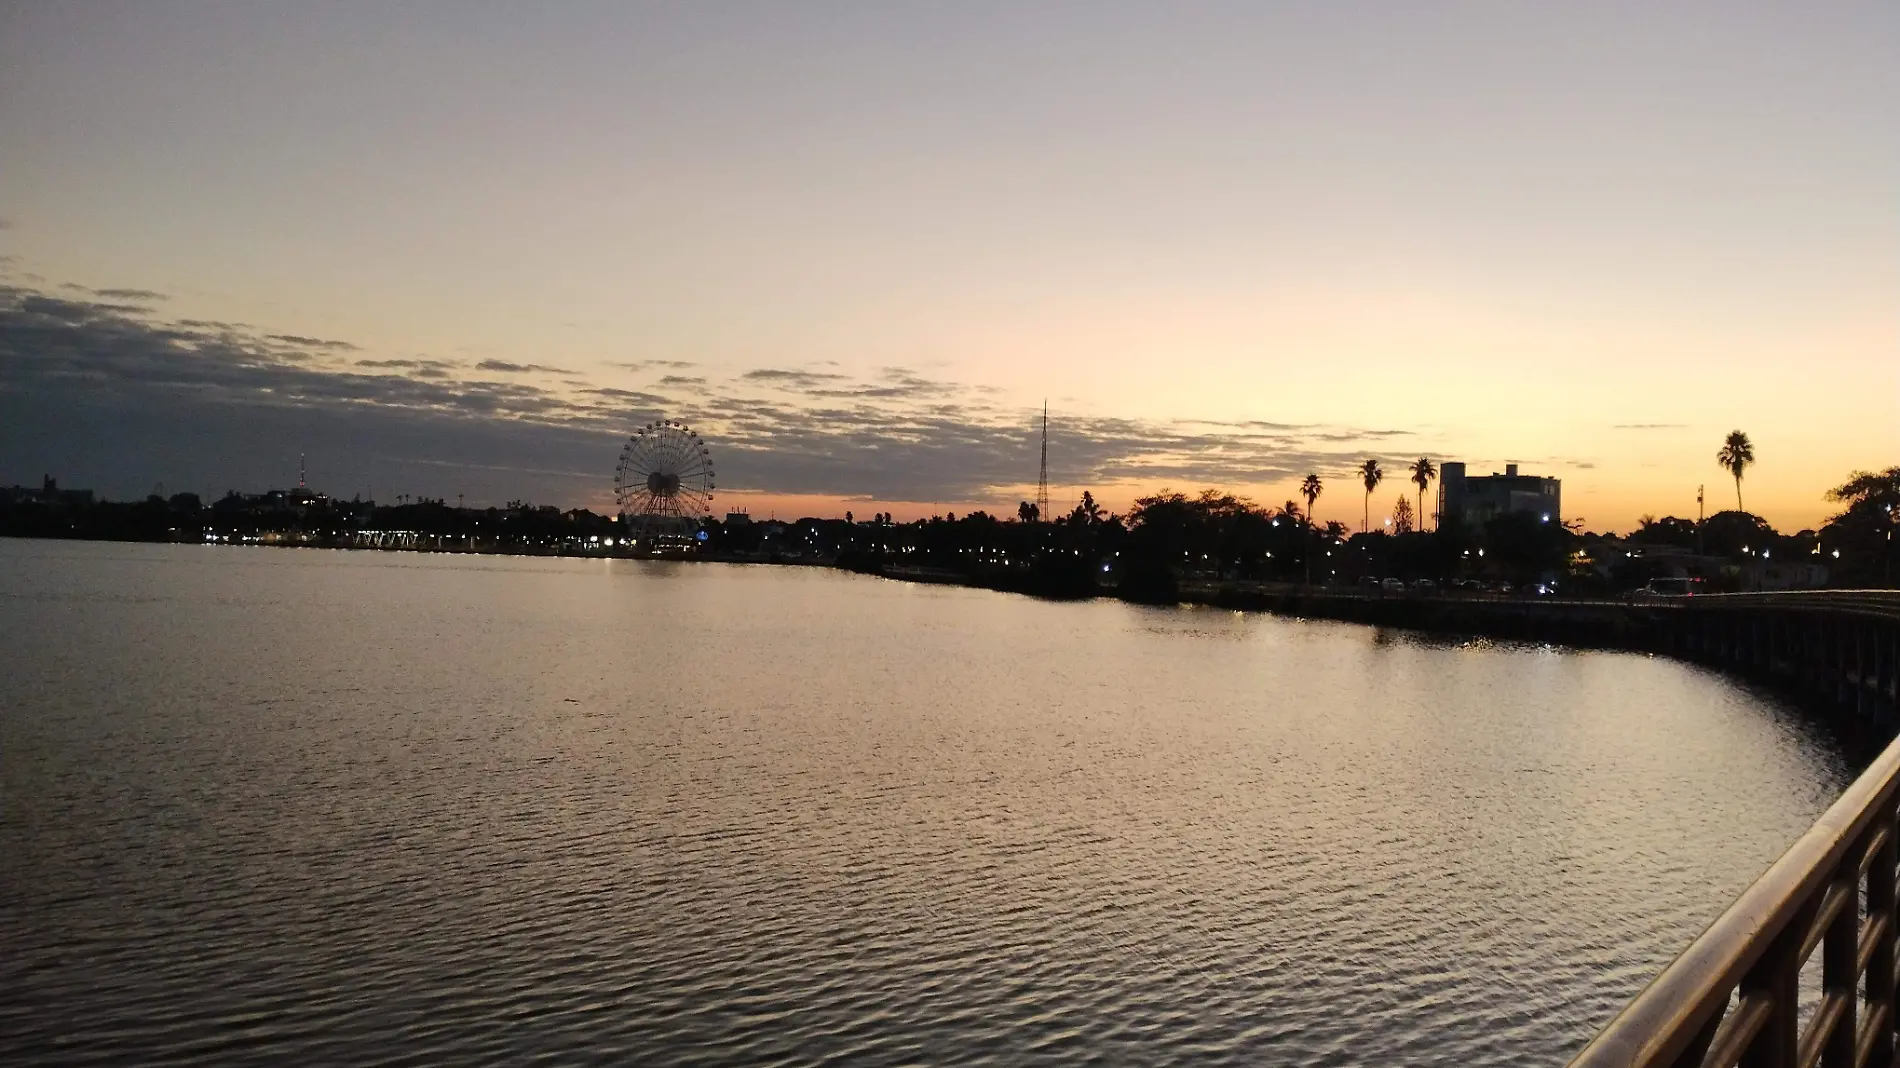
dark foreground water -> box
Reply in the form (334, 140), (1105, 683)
(0, 540), (1865, 1065)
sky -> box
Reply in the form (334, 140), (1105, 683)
(1, 1), (1894, 531)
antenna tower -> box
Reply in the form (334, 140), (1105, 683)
(1035, 400), (1050, 521)
(298, 453), (306, 489)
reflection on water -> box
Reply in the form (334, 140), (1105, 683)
(0, 540), (1861, 1065)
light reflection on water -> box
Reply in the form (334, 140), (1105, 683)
(0, 540), (1863, 1065)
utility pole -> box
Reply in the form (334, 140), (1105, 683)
(1696, 485), (1705, 556)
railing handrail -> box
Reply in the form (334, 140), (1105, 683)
(1569, 734), (1900, 1067)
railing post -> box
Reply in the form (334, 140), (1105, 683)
(1870, 812), (1898, 1068)
(1822, 861), (1857, 1068)
(1742, 902), (1814, 1068)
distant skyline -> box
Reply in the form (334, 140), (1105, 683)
(2, 2), (1894, 530)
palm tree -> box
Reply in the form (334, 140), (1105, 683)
(1717, 430), (1755, 513)
(1409, 457), (1436, 531)
(1077, 490), (1104, 524)
(1300, 473), (1323, 584)
(1300, 473), (1323, 527)
(1358, 459), (1383, 533)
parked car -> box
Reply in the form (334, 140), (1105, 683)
(1380, 577), (1406, 591)
(1638, 576), (1701, 597)
(1412, 578), (1437, 591)
(1493, 581), (1514, 594)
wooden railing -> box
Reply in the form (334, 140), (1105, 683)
(1568, 737), (1900, 1068)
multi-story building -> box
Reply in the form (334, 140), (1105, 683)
(1438, 462), (1561, 527)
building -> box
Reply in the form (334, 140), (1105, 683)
(1438, 462), (1560, 527)
(0, 476), (95, 507)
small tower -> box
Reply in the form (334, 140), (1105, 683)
(1035, 400), (1050, 521)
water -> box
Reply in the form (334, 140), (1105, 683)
(0, 540), (1865, 1065)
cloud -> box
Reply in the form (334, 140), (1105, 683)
(797, 367), (964, 401)
(740, 368), (850, 389)
(268, 333), (358, 351)
(1613, 423), (1687, 430)
(0, 285), (633, 429)
(475, 359), (572, 375)
(583, 387), (673, 406)
(607, 359), (696, 372)
(0, 278), (1425, 507)
(354, 357), (462, 378)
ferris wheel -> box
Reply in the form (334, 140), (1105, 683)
(614, 420), (715, 523)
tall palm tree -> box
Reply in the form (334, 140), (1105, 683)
(1717, 430), (1755, 513)
(1409, 457), (1436, 531)
(1301, 474), (1323, 526)
(1358, 459), (1383, 533)
(1300, 473), (1323, 585)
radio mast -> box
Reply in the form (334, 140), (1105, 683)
(1036, 401), (1050, 521)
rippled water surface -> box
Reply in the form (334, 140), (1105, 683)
(0, 540), (1867, 1065)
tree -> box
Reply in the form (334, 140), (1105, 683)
(1299, 474), (1323, 583)
(1700, 510), (1776, 558)
(1409, 457), (1436, 531)
(1392, 497), (1415, 534)
(1017, 501), (1040, 523)
(1070, 490), (1104, 526)
(1716, 430), (1755, 513)
(1823, 467), (1900, 586)
(1358, 459), (1383, 533)
(845, 511), (854, 524)
(1630, 515), (1699, 550)
(1827, 468), (1900, 516)
(1300, 473), (1323, 527)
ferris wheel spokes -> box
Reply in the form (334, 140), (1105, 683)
(614, 419), (715, 531)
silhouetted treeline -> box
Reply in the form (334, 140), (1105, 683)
(4, 466), (1893, 592)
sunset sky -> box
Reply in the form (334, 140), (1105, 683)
(2, 2), (1894, 531)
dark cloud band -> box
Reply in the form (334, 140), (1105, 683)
(1, 280), (1423, 505)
